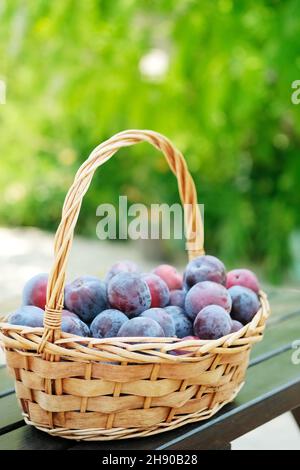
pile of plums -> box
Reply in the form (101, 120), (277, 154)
(8, 256), (261, 342)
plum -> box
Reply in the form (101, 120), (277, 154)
(165, 306), (193, 338)
(107, 272), (151, 317)
(183, 255), (226, 290)
(169, 289), (186, 308)
(64, 276), (108, 324)
(142, 273), (169, 308)
(229, 286), (260, 325)
(193, 305), (232, 340)
(117, 317), (164, 338)
(61, 309), (78, 318)
(8, 305), (44, 327)
(185, 281), (232, 321)
(230, 319), (243, 333)
(61, 315), (90, 337)
(8, 305), (89, 336)
(61, 309), (89, 335)
(226, 269), (260, 293)
(141, 308), (175, 337)
(90, 309), (128, 338)
(105, 260), (139, 282)
(22, 273), (48, 310)
(152, 264), (182, 290)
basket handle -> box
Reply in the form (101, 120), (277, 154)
(41, 129), (204, 346)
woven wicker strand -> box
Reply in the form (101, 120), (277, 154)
(0, 129), (271, 440)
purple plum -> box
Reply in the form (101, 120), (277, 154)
(141, 308), (175, 337)
(90, 309), (128, 338)
(185, 281), (232, 321)
(117, 317), (164, 338)
(194, 305), (232, 340)
(107, 272), (151, 318)
(229, 286), (260, 325)
(183, 255), (226, 290)
(64, 276), (108, 323)
(165, 306), (193, 338)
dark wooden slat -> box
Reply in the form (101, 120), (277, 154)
(250, 312), (300, 360)
(0, 425), (71, 451)
(265, 285), (300, 301)
(0, 394), (25, 436)
(0, 388), (15, 399)
(0, 366), (14, 394)
(263, 288), (278, 299)
(268, 301), (300, 318)
(266, 288), (300, 321)
(268, 309), (300, 326)
(292, 406), (300, 429)
(219, 442), (231, 450)
(249, 343), (294, 367)
(242, 349), (299, 400)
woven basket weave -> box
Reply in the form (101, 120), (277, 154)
(0, 130), (270, 441)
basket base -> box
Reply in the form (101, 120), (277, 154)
(22, 383), (243, 441)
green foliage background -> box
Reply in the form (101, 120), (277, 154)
(1, 0), (300, 281)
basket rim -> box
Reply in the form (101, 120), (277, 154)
(0, 290), (270, 363)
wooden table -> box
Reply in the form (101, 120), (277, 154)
(1, 287), (300, 450)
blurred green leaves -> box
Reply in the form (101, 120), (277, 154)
(0, 0), (300, 281)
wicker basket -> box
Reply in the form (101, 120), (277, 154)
(0, 130), (270, 441)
